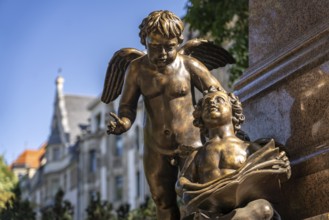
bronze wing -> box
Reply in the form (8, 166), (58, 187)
(179, 39), (235, 70)
(101, 48), (144, 104)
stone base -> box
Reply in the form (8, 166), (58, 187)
(305, 213), (329, 220)
(274, 150), (329, 219)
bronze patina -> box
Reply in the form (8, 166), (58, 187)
(176, 86), (291, 219)
(101, 10), (234, 219)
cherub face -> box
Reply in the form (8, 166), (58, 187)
(145, 32), (179, 68)
(201, 91), (232, 128)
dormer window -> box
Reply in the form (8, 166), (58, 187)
(53, 147), (60, 161)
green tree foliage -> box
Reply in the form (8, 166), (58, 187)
(85, 195), (156, 220)
(41, 188), (73, 220)
(0, 185), (36, 220)
(85, 192), (116, 220)
(127, 197), (156, 220)
(116, 203), (130, 219)
(184, 0), (248, 86)
(0, 155), (17, 209)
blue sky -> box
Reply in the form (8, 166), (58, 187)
(0, 0), (187, 164)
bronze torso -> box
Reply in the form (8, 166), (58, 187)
(194, 137), (249, 183)
(129, 54), (207, 152)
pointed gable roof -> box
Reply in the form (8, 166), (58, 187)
(64, 94), (94, 145)
(48, 115), (62, 145)
(47, 76), (95, 146)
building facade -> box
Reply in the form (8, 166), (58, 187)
(18, 76), (149, 220)
(76, 97), (148, 220)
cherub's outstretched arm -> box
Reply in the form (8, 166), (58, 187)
(101, 48), (143, 135)
(107, 63), (141, 135)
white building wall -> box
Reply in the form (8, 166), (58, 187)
(21, 97), (150, 220)
(65, 187), (78, 220)
(100, 136), (107, 201)
(127, 148), (136, 209)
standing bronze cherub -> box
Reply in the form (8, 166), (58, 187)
(101, 10), (234, 220)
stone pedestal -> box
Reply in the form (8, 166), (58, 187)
(235, 1), (329, 219)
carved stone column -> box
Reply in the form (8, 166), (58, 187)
(234, 1), (329, 219)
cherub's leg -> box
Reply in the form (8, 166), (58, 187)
(144, 145), (180, 220)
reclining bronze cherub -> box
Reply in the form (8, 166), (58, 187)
(176, 86), (291, 220)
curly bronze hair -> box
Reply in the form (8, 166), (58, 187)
(139, 10), (184, 46)
(193, 86), (245, 137)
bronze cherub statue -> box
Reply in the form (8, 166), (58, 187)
(101, 10), (234, 220)
(176, 86), (291, 219)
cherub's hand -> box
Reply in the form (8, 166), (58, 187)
(276, 151), (290, 167)
(107, 112), (130, 135)
(275, 151), (291, 178)
(175, 144), (199, 158)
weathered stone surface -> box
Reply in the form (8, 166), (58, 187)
(241, 62), (329, 158)
(249, 0), (329, 66)
(305, 212), (329, 220)
(235, 0), (329, 218)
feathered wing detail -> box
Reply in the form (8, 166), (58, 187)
(101, 48), (144, 104)
(179, 39), (235, 70)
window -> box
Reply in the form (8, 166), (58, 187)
(89, 190), (97, 202)
(115, 136), (123, 157)
(115, 175), (123, 201)
(70, 168), (77, 189)
(63, 173), (67, 190)
(53, 147), (60, 161)
(135, 126), (140, 151)
(89, 149), (97, 172)
(95, 113), (102, 131)
(51, 178), (60, 196)
(136, 171), (140, 198)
